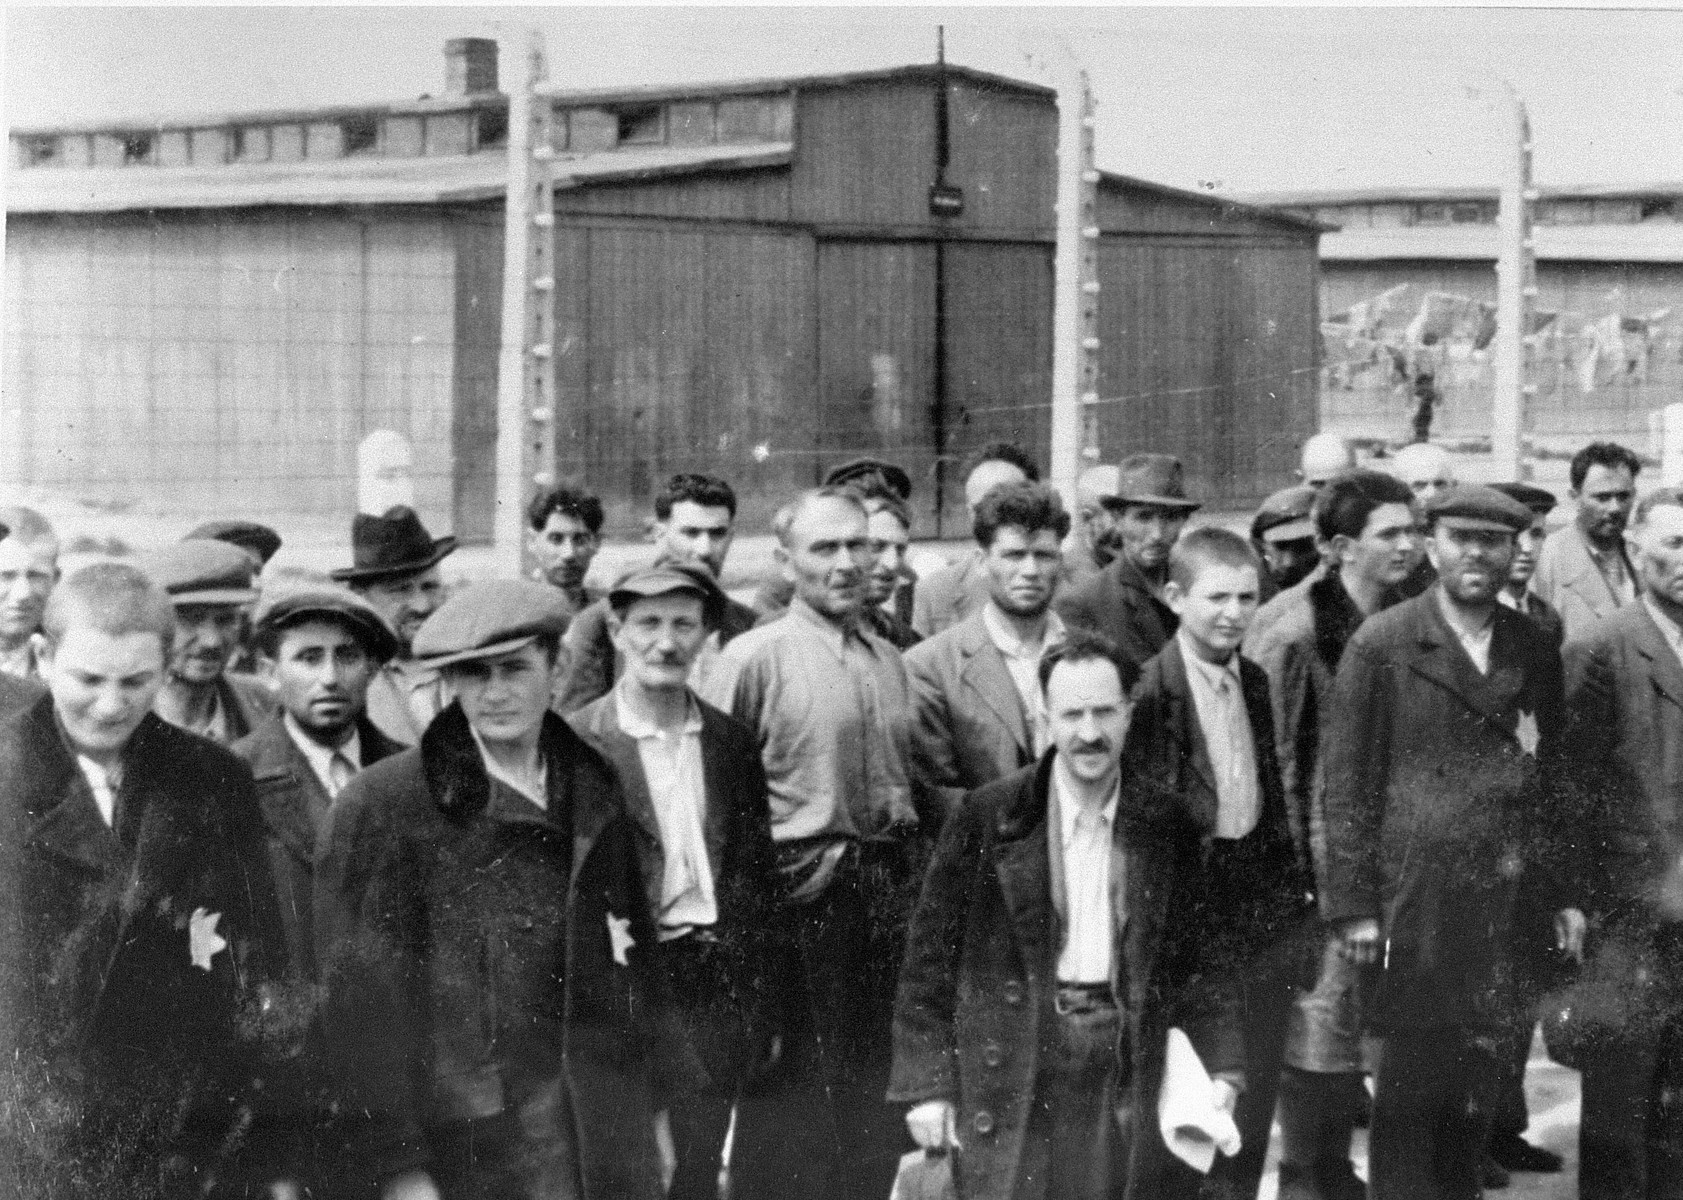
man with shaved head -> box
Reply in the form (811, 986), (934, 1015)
(1299, 433), (1356, 490)
(912, 442), (1040, 637)
(705, 486), (923, 1200)
(1072, 463), (1122, 582)
(1387, 443), (1456, 598)
(0, 506), (60, 682)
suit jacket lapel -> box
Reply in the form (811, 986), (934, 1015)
(246, 719), (330, 865)
(1631, 604), (1683, 712)
(1159, 639), (1220, 826)
(1559, 525), (1623, 617)
(578, 698), (663, 850)
(958, 621), (1033, 758)
(1405, 594), (1525, 729)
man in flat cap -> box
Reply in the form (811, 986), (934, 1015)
(1252, 484), (1322, 603)
(316, 580), (678, 1200)
(0, 505), (60, 682)
(1056, 452), (1201, 673)
(1491, 481), (1564, 650)
(188, 519), (284, 568)
(0, 561), (289, 1198)
(1320, 485), (1586, 1200)
(144, 538), (276, 743)
(331, 505), (456, 745)
(913, 442), (1040, 638)
(569, 564), (788, 1200)
(558, 473), (761, 713)
(232, 586), (404, 1197)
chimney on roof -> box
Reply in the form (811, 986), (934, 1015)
(445, 38), (499, 96)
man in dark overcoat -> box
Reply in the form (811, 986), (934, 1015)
(890, 631), (1244, 1200)
(1055, 453), (1200, 673)
(568, 564), (788, 1200)
(0, 561), (289, 1200)
(231, 585), (404, 1196)
(1320, 485), (1586, 1200)
(314, 580), (679, 1200)
(1564, 485), (1683, 1199)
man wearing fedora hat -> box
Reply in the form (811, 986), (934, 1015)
(331, 505), (457, 745)
(316, 579), (679, 1200)
(232, 586), (405, 1198)
(569, 564), (788, 1200)
(1056, 453), (1202, 673)
(143, 537), (277, 744)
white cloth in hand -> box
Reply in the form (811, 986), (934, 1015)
(1157, 1026), (1242, 1174)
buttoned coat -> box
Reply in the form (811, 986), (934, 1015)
(1532, 521), (1636, 643)
(0, 696), (288, 1197)
(1319, 590), (1573, 1032)
(888, 754), (1244, 1200)
(314, 703), (677, 1197)
(567, 692), (788, 1088)
(905, 610), (1037, 815)
(1054, 555), (1179, 673)
(911, 550), (991, 638)
(233, 712), (403, 979)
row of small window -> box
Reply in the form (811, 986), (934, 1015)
(1310, 199), (1678, 228)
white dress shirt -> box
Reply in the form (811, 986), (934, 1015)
(470, 728), (550, 809)
(982, 602), (1065, 755)
(616, 687), (719, 939)
(1178, 632), (1261, 840)
(1051, 756), (1119, 984)
(75, 755), (120, 828)
(1436, 588), (1494, 675)
(283, 712), (362, 800)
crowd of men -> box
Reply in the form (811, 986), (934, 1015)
(0, 432), (1679, 1200)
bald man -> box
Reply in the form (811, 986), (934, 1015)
(1388, 443), (1455, 598)
(1300, 433), (1356, 490)
(1070, 464), (1122, 585)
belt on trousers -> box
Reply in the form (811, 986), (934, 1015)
(1055, 981), (1118, 1016)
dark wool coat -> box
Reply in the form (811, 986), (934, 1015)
(1319, 590), (1576, 1032)
(1054, 555), (1178, 674)
(888, 754), (1244, 1200)
(0, 697), (288, 1200)
(568, 692), (790, 1090)
(1120, 637), (1317, 972)
(233, 712), (403, 979)
(313, 703), (677, 1198)
(905, 610), (1038, 814)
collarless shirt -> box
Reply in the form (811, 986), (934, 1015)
(1178, 631), (1261, 840)
(283, 712), (362, 800)
(703, 595), (916, 844)
(1435, 587), (1495, 675)
(615, 686), (718, 939)
(981, 602), (1065, 754)
(1051, 757), (1119, 984)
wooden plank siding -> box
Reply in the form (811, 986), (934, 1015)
(792, 82), (941, 229)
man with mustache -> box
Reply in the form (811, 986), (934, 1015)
(907, 481), (1069, 814)
(569, 564), (788, 1200)
(704, 487), (923, 1200)
(1243, 470), (1419, 1200)
(0, 506), (60, 682)
(1056, 453), (1201, 674)
(1320, 485), (1586, 1200)
(231, 585), (404, 1197)
(332, 505), (457, 745)
(145, 538), (277, 744)
(891, 630), (1244, 1200)
(1532, 441), (1643, 642)
(1123, 526), (1316, 1200)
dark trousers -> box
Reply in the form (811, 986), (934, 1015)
(426, 1076), (583, 1200)
(1014, 986), (1125, 1200)
(1579, 1020), (1683, 1200)
(1205, 939), (1301, 1197)
(657, 933), (754, 1200)
(1370, 1030), (1488, 1200)
(730, 841), (916, 1200)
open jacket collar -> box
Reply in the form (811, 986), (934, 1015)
(1401, 589), (1534, 731)
(1629, 601), (1683, 712)
(244, 713), (399, 864)
(952, 612), (1033, 757)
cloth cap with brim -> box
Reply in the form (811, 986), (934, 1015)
(1107, 453), (1201, 513)
(331, 506), (458, 583)
(823, 458), (913, 502)
(1424, 485), (1535, 533)
(412, 579), (572, 670)
(1487, 481), (1558, 517)
(141, 539), (261, 605)
(1252, 485), (1318, 544)
(253, 585), (400, 663)
(186, 520), (283, 566)
(608, 562), (727, 627)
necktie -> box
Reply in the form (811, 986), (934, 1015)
(328, 752), (356, 799)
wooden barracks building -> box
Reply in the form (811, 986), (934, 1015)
(5, 38), (1324, 539)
